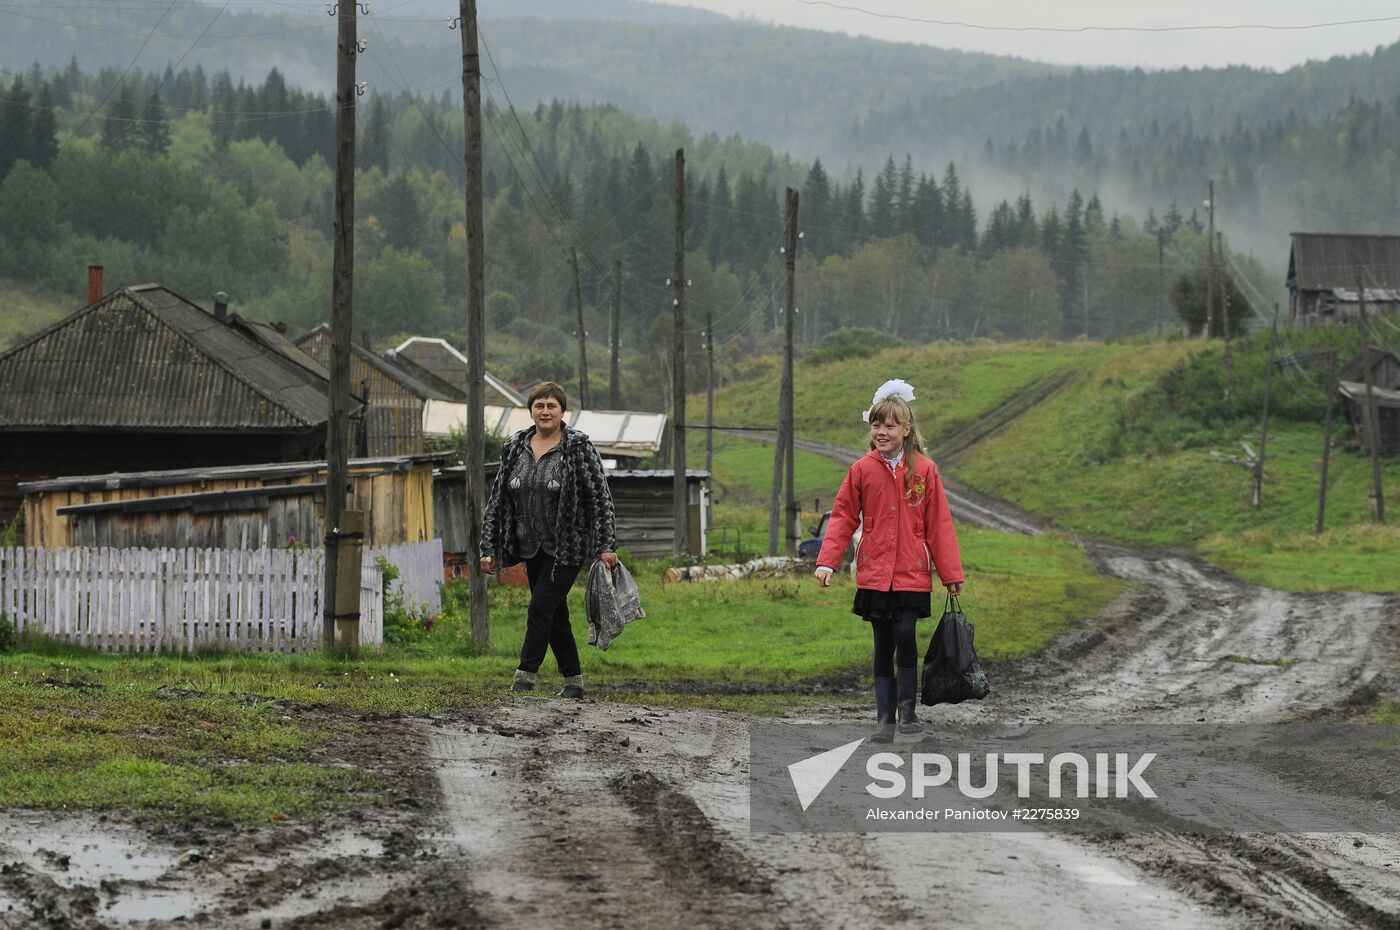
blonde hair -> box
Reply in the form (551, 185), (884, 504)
(867, 395), (926, 497)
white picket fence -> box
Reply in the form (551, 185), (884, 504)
(365, 538), (443, 617)
(0, 542), (454, 653)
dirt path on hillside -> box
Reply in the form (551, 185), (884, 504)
(3, 431), (1397, 928)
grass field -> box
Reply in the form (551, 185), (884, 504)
(704, 333), (1398, 592)
(0, 278), (73, 350)
(0, 525), (1120, 820)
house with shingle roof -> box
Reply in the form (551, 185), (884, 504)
(0, 283), (353, 528)
(1287, 233), (1400, 324)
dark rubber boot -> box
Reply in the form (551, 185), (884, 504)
(897, 667), (922, 734)
(871, 677), (897, 743)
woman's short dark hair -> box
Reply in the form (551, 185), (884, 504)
(527, 381), (568, 411)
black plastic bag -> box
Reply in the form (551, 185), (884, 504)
(921, 594), (990, 705)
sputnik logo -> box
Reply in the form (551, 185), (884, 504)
(787, 738), (865, 811)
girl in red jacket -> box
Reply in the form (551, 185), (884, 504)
(814, 379), (964, 742)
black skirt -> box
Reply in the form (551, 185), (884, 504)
(852, 587), (932, 623)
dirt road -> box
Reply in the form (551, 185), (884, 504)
(2, 434), (1397, 928)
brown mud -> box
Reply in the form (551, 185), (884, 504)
(3, 432), (1398, 928)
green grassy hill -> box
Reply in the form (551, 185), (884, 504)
(698, 330), (1400, 592)
(0, 279), (75, 351)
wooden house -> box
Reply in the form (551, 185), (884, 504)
(388, 336), (525, 406)
(1288, 233), (1400, 324)
(1338, 346), (1400, 454)
(0, 282), (350, 530)
(434, 466), (709, 564)
(295, 325), (459, 456)
(20, 453), (444, 550)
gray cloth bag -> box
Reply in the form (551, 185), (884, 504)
(584, 560), (646, 650)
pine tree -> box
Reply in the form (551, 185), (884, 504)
(101, 84), (140, 152)
(363, 96), (390, 174)
(896, 154), (915, 235)
(380, 173), (425, 251)
(911, 174), (942, 247)
(141, 91), (170, 157)
(940, 163), (962, 249)
(869, 155), (897, 238)
(28, 85), (57, 169)
(0, 79), (32, 179)
(704, 164), (731, 266)
(801, 158), (831, 257)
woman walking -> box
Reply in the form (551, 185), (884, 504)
(480, 382), (618, 699)
(814, 379), (964, 741)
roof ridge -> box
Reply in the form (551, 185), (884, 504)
(128, 287), (321, 428)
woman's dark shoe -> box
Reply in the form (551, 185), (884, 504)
(871, 676), (897, 743)
(511, 669), (536, 692)
(896, 667), (922, 734)
(559, 674), (586, 700)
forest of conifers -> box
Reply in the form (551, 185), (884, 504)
(0, 51), (1279, 408)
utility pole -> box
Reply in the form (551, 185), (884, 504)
(1157, 228), (1166, 338)
(609, 259), (622, 409)
(770, 189), (798, 555)
(1205, 179), (1215, 340)
(1253, 304), (1278, 508)
(1219, 231), (1233, 399)
(1357, 276), (1386, 525)
(570, 246), (589, 408)
(458, 0), (489, 645)
(672, 149), (688, 558)
(705, 297), (714, 477)
(324, 0), (358, 653)
(1317, 352), (1338, 534)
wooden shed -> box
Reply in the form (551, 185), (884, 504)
(1288, 233), (1400, 324)
(295, 325), (460, 456)
(435, 466), (710, 562)
(20, 454), (445, 550)
(1338, 346), (1400, 454)
(0, 282), (350, 529)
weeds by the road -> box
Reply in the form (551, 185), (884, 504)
(0, 526), (1119, 820)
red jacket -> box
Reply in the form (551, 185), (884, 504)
(817, 450), (964, 591)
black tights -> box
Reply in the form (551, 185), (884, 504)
(871, 609), (919, 679)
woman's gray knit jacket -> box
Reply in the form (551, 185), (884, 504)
(480, 423), (617, 567)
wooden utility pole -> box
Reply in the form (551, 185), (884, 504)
(459, 0), (489, 645)
(332, 509), (364, 652)
(1157, 228), (1166, 337)
(570, 247), (590, 408)
(783, 189), (799, 554)
(323, 0), (358, 652)
(672, 149), (688, 557)
(1219, 231), (1233, 399)
(1205, 179), (1215, 339)
(1253, 304), (1278, 507)
(1317, 352), (1338, 534)
(1357, 277), (1386, 525)
(769, 189), (798, 555)
(609, 259), (622, 409)
(705, 300), (714, 476)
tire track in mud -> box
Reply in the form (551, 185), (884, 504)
(779, 432), (1400, 928)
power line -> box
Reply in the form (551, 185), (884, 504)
(54, 0), (177, 153)
(793, 0), (1400, 33)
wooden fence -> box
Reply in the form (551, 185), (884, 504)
(0, 546), (391, 653)
(365, 538), (443, 617)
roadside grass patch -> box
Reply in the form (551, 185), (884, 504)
(0, 526), (1119, 818)
(1199, 525), (1400, 594)
(1223, 654), (1301, 667)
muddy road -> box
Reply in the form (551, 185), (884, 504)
(2, 433), (1398, 928)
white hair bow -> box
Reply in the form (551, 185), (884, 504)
(861, 379), (916, 422)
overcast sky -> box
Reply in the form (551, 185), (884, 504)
(643, 0), (1400, 70)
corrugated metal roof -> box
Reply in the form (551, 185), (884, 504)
(19, 452), (449, 493)
(0, 285), (332, 430)
(421, 400), (668, 457)
(1288, 233), (1400, 292)
(296, 325), (452, 401)
(392, 336), (526, 405)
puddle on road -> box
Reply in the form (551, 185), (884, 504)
(100, 888), (200, 924)
(1070, 863), (1140, 887)
(0, 819), (176, 886)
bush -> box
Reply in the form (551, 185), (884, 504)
(806, 327), (906, 366)
(0, 614), (15, 653)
